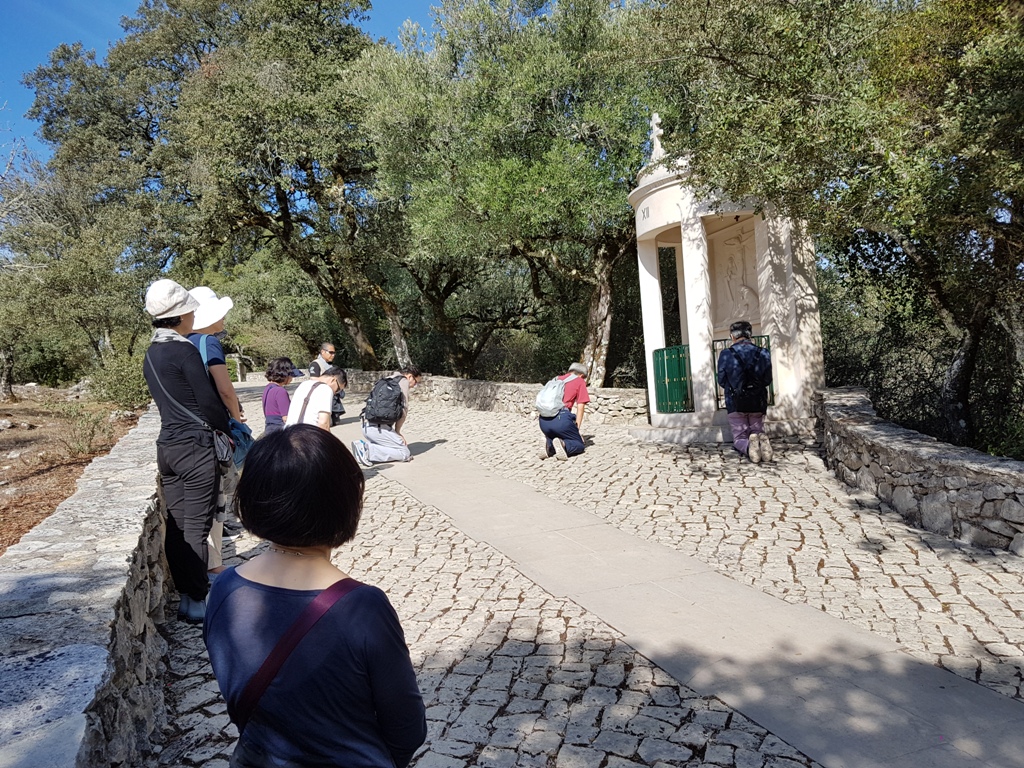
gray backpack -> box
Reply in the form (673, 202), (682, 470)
(535, 374), (577, 418)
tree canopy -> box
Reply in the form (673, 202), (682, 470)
(1, 0), (1021, 457)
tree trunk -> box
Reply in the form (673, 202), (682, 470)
(0, 346), (15, 403)
(339, 313), (378, 371)
(580, 239), (631, 387)
(385, 306), (412, 369)
(367, 287), (412, 369)
(581, 273), (613, 387)
(308, 273), (379, 371)
(941, 314), (987, 446)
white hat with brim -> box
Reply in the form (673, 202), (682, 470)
(146, 279), (201, 319)
(189, 286), (234, 330)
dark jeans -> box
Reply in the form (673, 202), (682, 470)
(157, 434), (219, 601)
(539, 409), (585, 457)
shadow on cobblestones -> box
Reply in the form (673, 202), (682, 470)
(151, 473), (825, 768)
(651, 636), (1024, 767)
(150, 391), (1024, 767)
(415, 403), (1024, 703)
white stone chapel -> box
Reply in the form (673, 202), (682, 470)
(627, 115), (825, 443)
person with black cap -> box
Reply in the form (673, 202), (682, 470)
(142, 279), (231, 623)
(717, 320), (774, 463)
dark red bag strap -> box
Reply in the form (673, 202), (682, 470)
(234, 577), (362, 733)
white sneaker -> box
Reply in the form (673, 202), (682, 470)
(747, 433), (762, 463)
(759, 433), (774, 462)
(539, 441), (551, 460)
(554, 440), (569, 461)
(351, 440), (372, 467)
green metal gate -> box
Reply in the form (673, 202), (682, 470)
(653, 345), (694, 413)
(712, 335), (775, 410)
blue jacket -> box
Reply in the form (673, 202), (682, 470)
(717, 339), (772, 413)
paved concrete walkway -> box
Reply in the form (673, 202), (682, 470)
(153, 383), (1024, 767)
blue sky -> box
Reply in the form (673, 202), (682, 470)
(0, 0), (434, 159)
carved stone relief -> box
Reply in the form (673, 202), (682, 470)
(709, 222), (761, 333)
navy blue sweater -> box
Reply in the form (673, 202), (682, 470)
(204, 568), (427, 768)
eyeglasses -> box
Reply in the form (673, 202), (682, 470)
(324, 350), (336, 356)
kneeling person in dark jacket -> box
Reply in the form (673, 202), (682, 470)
(717, 320), (774, 463)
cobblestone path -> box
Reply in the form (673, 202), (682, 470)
(151, 394), (1024, 766)
(415, 403), (1024, 700)
(151, 391), (822, 767)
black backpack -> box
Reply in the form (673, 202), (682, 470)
(728, 346), (770, 413)
(363, 376), (405, 426)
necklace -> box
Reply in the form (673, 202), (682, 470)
(266, 545), (331, 561)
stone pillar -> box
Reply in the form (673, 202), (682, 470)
(637, 238), (665, 415)
(792, 223), (825, 400)
(755, 216), (799, 421)
(678, 198), (716, 416)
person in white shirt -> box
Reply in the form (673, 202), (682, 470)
(286, 368), (347, 430)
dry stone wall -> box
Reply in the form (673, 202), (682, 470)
(815, 387), (1024, 554)
(340, 371), (650, 425)
(0, 408), (169, 767)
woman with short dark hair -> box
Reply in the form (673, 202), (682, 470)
(203, 426), (427, 768)
(261, 357), (299, 435)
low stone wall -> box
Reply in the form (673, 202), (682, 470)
(340, 371), (650, 426)
(0, 409), (169, 767)
(815, 387), (1024, 554)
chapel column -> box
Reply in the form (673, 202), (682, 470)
(678, 198), (716, 416)
(637, 238), (665, 415)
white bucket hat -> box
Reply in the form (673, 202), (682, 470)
(189, 286), (234, 330)
(145, 279), (200, 319)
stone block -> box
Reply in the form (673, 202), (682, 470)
(891, 486), (918, 518)
(981, 518), (1018, 538)
(984, 485), (1009, 500)
(855, 466), (878, 495)
(959, 522), (1011, 550)
(877, 482), (893, 503)
(1010, 533), (1024, 557)
(999, 498), (1024, 524)
(920, 493), (953, 536)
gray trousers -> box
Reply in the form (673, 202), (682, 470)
(363, 422), (411, 463)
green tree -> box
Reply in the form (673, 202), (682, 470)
(642, 0), (1024, 446)
(24, 1), (411, 371)
(358, 0), (659, 382)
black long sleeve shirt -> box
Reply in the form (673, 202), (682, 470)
(144, 339), (231, 442)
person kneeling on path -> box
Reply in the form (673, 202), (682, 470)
(351, 367), (422, 467)
(204, 426), (427, 768)
(538, 362), (591, 461)
(286, 367), (347, 431)
(717, 320), (774, 463)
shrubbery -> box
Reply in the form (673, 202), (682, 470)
(89, 349), (152, 410)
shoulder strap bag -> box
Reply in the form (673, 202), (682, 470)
(296, 382), (326, 425)
(144, 352), (233, 464)
(234, 577), (363, 734)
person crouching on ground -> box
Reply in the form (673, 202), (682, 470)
(351, 367), (422, 467)
(142, 279), (229, 623)
(539, 361), (591, 460)
(286, 367), (347, 430)
(716, 320), (774, 463)
(203, 426), (427, 767)
(261, 357), (303, 435)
